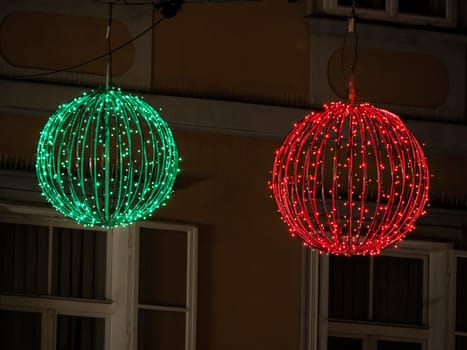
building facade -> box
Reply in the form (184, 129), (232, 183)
(0, 0), (466, 349)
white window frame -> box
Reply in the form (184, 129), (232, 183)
(449, 250), (467, 350)
(317, 0), (457, 28)
(301, 239), (452, 350)
(0, 209), (114, 350)
(0, 204), (198, 350)
(127, 221), (198, 350)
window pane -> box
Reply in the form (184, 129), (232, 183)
(373, 256), (423, 325)
(52, 227), (106, 300)
(139, 228), (187, 306)
(338, 0), (385, 10)
(456, 257), (467, 331)
(0, 222), (48, 295)
(377, 339), (422, 350)
(138, 309), (185, 350)
(456, 336), (467, 350)
(399, 0), (446, 17)
(0, 309), (41, 350)
(329, 255), (370, 321)
(56, 315), (105, 350)
(328, 336), (362, 350)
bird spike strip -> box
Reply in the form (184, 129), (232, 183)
(36, 87), (180, 228)
(270, 102), (430, 256)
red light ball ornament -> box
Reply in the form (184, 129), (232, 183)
(271, 102), (429, 255)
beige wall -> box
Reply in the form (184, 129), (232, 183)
(152, 0), (311, 107)
(328, 47), (450, 108)
(0, 1), (467, 348)
(0, 11), (134, 75)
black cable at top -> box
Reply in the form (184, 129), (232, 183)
(105, 1), (114, 89)
(0, 11), (166, 80)
(341, 0), (359, 103)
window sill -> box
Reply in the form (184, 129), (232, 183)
(0, 294), (114, 315)
(328, 318), (429, 330)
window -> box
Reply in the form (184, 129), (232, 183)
(0, 207), (199, 350)
(325, 252), (428, 350)
(0, 218), (110, 350)
(319, 0), (456, 28)
(0, 222), (108, 299)
(308, 240), (451, 350)
(56, 315), (105, 350)
(328, 336), (363, 349)
(130, 222), (198, 350)
(0, 309), (41, 350)
(328, 255), (425, 325)
(454, 253), (467, 350)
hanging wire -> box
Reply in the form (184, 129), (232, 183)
(340, 0), (359, 104)
(0, 3), (169, 80)
(105, 1), (115, 89)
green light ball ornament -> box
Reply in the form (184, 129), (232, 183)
(36, 87), (180, 228)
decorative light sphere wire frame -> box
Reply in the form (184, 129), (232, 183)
(270, 102), (430, 255)
(36, 88), (180, 228)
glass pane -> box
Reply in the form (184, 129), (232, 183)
(399, 0), (446, 17)
(373, 256), (423, 325)
(377, 339), (422, 350)
(328, 255), (370, 321)
(139, 228), (187, 306)
(338, 0), (386, 10)
(456, 257), (467, 331)
(0, 309), (41, 350)
(56, 315), (105, 350)
(328, 336), (362, 350)
(52, 227), (107, 300)
(456, 336), (467, 350)
(0, 222), (48, 295)
(138, 309), (185, 350)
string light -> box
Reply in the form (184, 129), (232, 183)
(270, 102), (430, 255)
(36, 87), (180, 227)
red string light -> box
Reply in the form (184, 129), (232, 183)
(270, 102), (430, 255)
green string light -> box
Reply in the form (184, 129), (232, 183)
(36, 87), (180, 228)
